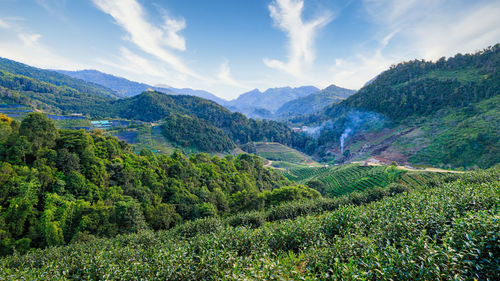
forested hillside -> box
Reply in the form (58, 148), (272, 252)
(108, 91), (315, 152)
(326, 45), (499, 120)
(57, 69), (228, 104)
(0, 59), (315, 154)
(309, 45), (500, 169)
(0, 58), (118, 99)
(0, 70), (113, 116)
(0, 112), (320, 255)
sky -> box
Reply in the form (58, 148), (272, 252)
(1, 0), (500, 100)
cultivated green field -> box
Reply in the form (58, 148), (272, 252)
(111, 125), (176, 154)
(249, 142), (317, 165)
(283, 163), (436, 197)
(1, 167), (497, 280)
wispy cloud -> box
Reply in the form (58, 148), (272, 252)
(0, 19), (10, 29)
(412, 1), (500, 59)
(217, 60), (246, 88)
(92, 0), (199, 78)
(18, 33), (42, 47)
(96, 47), (173, 80)
(35, 0), (69, 22)
(0, 18), (79, 69)
(362, 0), (500, 60)
(263, 0), (333, 77)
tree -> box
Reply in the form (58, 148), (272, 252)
(19, 112), (58, 153)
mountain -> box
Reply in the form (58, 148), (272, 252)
(160, 86), (227, 105)
(56, 69), (227, 105)
(227, 86), (320, 118)
(0, 58), (115, 116)
(0, 58), (119, 99)
(107, 91), (314, 152)
(0, 57), (316, 154)
(275, 84), (355, 118)
(56, 69), (150, 97)
(310, 44), (500, 169)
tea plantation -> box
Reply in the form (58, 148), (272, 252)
(283, 164), (434, 197)
(1, 166), (498, 280)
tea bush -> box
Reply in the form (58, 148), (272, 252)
(0, 167), (497, 280)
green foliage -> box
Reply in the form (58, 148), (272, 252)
(0, 115), (316, 255)
(409, 95), (500, 169)
(0, 57), (118, 98)
(0, 70), (114, 116)
(19, 112), (58, 153)
(161, 114), (235, 152)
(0, 166), (497, 280)
(242, 142), (315, 164)
(283, 164), (417, 197)
(312, 45), (500, 168)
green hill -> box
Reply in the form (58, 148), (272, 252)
(0, 112), (320, 255)
(107, 91), (314, 152)
(0, 58), (118, 99)
(310, 44), (500, 169)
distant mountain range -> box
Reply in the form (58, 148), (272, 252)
(0, 57), (313, 154)
(55, 69), (352, 120)
(56, 69), (228, 105)
(275, 85), (355, 119)
(225, 86), (320, 118)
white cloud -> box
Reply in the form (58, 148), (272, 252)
(96, 47), (172, 80)
(92, 0), (198, 78)
(362, 0), (500, 60)
(0, 19), (10, 29)
(217, 60), (246, 88)
(327, 49), (393, 90)
(412, 2), (500, 60)
(18, 33), (42, 46)
(0, 18), (79, 69)
(35, 0), (69, 21)
(263, 0), (332, 77)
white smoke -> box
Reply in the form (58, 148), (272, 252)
(340, 127), (352, 153)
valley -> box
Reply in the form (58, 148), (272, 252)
(0, 27), (498, 279)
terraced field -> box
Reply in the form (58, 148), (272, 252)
(112, 125), (176, 154)
(249, 142), (317, 165)
(283, 164), (435, 197)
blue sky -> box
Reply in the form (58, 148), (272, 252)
(1, 0), (500, 99)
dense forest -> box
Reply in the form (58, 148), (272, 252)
(161, 114), (236, 152)
(0, 112), (320, 255)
